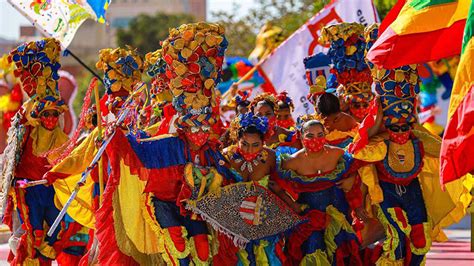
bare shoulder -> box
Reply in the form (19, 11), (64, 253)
(339, 113), (358, 130)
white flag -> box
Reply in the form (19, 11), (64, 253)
(7, 0), (111, 47)
(258, 0), (379, 117)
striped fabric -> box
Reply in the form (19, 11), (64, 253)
(367, 0), (470, 69)
(440, 0), (474, 184)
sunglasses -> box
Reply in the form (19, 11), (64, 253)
(388, 124), (411, 132)
(351, 102), (369, 109)
(41, 110), (60, 118)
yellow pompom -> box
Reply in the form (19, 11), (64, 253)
(204, 79), (214, 89)
(394, 70), (405, 82)
(181, 48), (192, 59)
(174, 38), (185, 50)
(346, 46), (357, 55)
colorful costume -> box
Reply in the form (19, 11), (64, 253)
(133, 22), (231, 265)
(320, 22), (374, 123)
(3, 38), (75, 265)
(250, 93), (299, 155)
(209, 113), (291, 266)
(0, 55), (22, 145)
(349, 24), (472, 265)
(303, 55), (358, 149)
(277, 152), (362, 265)
(44, 47), (157, 265)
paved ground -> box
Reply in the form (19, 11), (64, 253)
(0, 229), (471, 265)
(426, 229), (474, 265)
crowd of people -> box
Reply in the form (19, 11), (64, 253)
(0, 21), (471, 266)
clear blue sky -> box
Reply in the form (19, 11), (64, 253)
(0, 0), (253, 40)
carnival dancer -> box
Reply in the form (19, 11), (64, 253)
(211, 112), (301, 265)
(127, 22), (234, 265)
(219, 90), (251, 148)
(2, 38), (72, 265)
(251, 93), (301, 153)
(321, 23), (374, 124)
(277, 119), (363, 265)
(276, 91), (296, 130)
(43, 47), (156, 265)
(347, 23), (473, 265)
(304, 59), (358, 149)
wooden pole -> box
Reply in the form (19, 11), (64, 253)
(93, 79), (104, 204)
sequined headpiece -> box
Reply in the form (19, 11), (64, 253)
(161, 22), (228, 130)
(364, 24), (419, 126)
(9, 38), (67, 119)
(303, 52), (337, 104)
(145, 49), (172, 108)
(96, 47), (145, 97)
(276, 91), (294, 111)
(320, 23), (373, 104)
(250, 92), (279, 114)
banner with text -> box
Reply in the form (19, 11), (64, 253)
(259, 0), (379, 116)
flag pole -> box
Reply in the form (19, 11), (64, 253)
(92, 80), (105, 205)
(64, 49), (104, 84)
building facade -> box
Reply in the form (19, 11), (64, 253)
(63, 0), (206, 73)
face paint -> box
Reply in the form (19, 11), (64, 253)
(277, 118), (295, 129)
(185, 131), (210, 148)
(302, 136), (327, 153)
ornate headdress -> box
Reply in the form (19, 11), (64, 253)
(145, 49), (172, 110)
(161, 22), (228, 130)
(250, 92), (279, 113)
(276, 91), (294, 111)
(96, 47), (145, 100)
(320, 23), (374, 105)
(303, 52), (337, 105)
(364, 24), (419, 126)
(229, 112), (269, 141)
(9, 38), (67, 120)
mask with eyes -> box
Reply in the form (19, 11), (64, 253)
(185, 126), (210, 147)
(387, 124), (411, 145)
(40, 110), (60, 130)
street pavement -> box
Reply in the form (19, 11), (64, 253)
(0, 229), (471, 265)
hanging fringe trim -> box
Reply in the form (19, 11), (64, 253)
(0, 112), (25, 217)
(185, 203), (250, 249)
(45, 78), (95, 165)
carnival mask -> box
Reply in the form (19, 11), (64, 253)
(237, 147), (261, 162)
(350, 102), (369, 120)
(185, 130), (210, 148)
(387, 124), (411, 145)
(277, 118), (295, 129)
(40, 110), (59, 130)
(303, 136), (327, 153)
